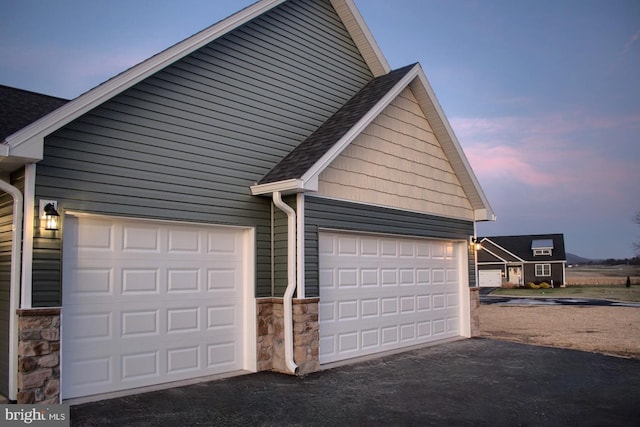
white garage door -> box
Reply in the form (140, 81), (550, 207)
(62, 215), (252, 399)
(479, 270), (502, 287)
(319, 232), (463, 365)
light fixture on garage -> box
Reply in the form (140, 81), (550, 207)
(470, 237), (482, 251)
(40, 200), (60, 231)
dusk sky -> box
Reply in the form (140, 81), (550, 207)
(1, 0), (639, 259)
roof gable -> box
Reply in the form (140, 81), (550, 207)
(1, 0), (388, 164)
(480, 234), (566, 262)
(251, 63), (495, 221)
(317, 85), (473, 219)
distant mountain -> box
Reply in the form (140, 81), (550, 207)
(566, 252), (592, 264)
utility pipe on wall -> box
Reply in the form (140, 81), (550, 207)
(0, 178), (24, 400)
(271, 191), (299, 374)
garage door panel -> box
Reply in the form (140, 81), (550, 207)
(62, 216), (248, 399)
(66, 266), (241, 305)
(121, 351), (160, 382)
(319, 232), (461, 364)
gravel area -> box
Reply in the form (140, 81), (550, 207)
(479, 305), (640, 358)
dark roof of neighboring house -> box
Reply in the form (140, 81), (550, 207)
(0, 85), (68, 141)
(478, 234), (566, 263)
(258, 64), (416, 184)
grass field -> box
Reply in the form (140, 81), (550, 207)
(565, 264), (640, 286)
(491, 285), (640, 302)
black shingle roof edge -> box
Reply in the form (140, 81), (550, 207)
(0, 85), (69, 141)
(257, 64), (417, 185)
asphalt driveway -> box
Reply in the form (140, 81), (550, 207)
(71, 338), (640, 426)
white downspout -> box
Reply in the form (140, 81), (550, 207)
(272, 191), (298, 374)
(0, 178), (24, 401)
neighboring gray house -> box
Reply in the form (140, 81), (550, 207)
(477, 234), (567, 287)
(0, 0), (494, 403)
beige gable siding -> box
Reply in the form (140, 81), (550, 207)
(318, 87), (474, 220)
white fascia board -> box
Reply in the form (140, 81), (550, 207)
(330, 0), (390, 76)
(3, 0), (286, 156)
(250, 179), (306, 196)
(301, 64), (420, 186)
(411, 69), (495, 222)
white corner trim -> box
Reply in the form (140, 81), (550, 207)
(21, 164), (36, 309)
(296, 193), (305, 299)
(457, 242), (471, 338)
(3, 0), (286, 153)
(301, 64), (420, 185)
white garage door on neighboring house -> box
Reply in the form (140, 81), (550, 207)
(318, 231), (465, 365)
(479, 269), (502, 288)
(61, 215), (253, 399)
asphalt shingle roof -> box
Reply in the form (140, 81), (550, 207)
(0, 85), (68, 141)
(258, 64), (416, 185)
(478, 234), (566, 262)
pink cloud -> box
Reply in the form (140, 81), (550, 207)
(451, 112), (639, 206)
(464, 143), (557, 186)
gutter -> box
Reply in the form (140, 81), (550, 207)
(0, 178), (24, 400)
(271, 191), (299, 374)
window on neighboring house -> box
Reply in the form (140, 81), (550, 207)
(533, 248), (552, 256)
(535, 264), (551, 276)
(531, 239), (553, 256)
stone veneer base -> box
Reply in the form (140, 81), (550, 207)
(256, 298), (319, 376)
(16, 308), (61, 404)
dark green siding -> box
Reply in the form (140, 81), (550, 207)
(32, 0), (373, 304)
(468, 245), (477, 289)
(303, 196), (475, 297)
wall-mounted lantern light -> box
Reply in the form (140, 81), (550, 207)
(40, 200), (60, 231)
(469, 237), (482, 252)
